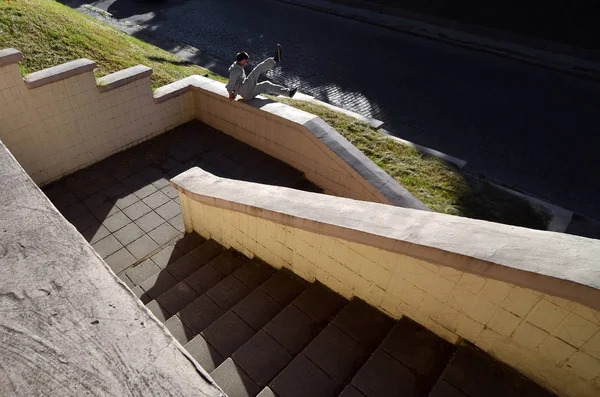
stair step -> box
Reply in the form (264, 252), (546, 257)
(211, 358), (262, 397)
(270, 299), (393, 397)
(212, 283), (346, 397)
(256, 387), (278, 397)
(164, 315), (195, 345)
(437, 345), (558, 397)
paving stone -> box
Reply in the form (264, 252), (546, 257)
(102, 211), (131, 232)
(381, 317), (455, 380)
(126, 235), (159, 260)
(185, 335), (224, 372)
(184, 264), (226, 295)
(352, 349), (417, 397)
(304, 325), (369, 383)
(132, 285), (151, 304)
(113, 222), (145, 246)
(260, 268), (308, 305)
(139, 270), (178, 299)
(441, 346), (557, 397)
(151, 177), (171, 189)
(135, 211), (165, 233)
(139, 167), (165, 184)
(161, 184), (179, 199)
(207, 275), (252, 311)
(45, 187), (77, 209)
(164, 315), (195, 345)
(173, 196), (181, 205)
(148, 222), (181, 246)
(89, 201), (120, 221)
(118, 272), (135, 289)
(233, 289), (283, 331)
(62, 202), (89, 222)
(179, 294), (225, 334)
(166, 253), (204, 280)
(134, 183), (158, 199)
(264, 305), (318, 355)
(332, 299), (393, 348)
(339, 385), (365, 397)
(270, 354), (339, 397)
(189, 239), (224, 266)
(155, 200), (181, 220)
(257, 387), (279, 397)
(232, 330), (293, 388)
(174, 232), (206, 253)
(104, 247), (137, 274)
(72, 213), (100, 233)
(293, 282), (347, 324)
(233, 258), (276, 289)
(126, 258), (161, 285)
(143, 190), (171, 209)
(114, 193), (139, 210)
(150, 243), (185, 269)
(211, 358), (260, 397)
(429, 380), (468, 397)
(169, 215), (185, 233)
(83, 192), (108, 210)
(92, 235), (123, 259)
(122, 201), (152, 221)
(202, 311), (255, 358)
(210, 250), (248, 276)
(103, 182), (129, 199)
(146, 300), (170, 323)
(83, 225), (111, 244)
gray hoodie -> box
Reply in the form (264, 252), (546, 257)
(226, 62), (246, 94)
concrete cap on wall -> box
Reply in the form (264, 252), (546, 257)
(0, 48), (23, 67)
(96, 64), (152, 93)
(24, 58), (97, 89)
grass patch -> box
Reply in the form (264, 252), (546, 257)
(0, 0), (548, 229)
(0, 0), (225, 89)
(276, 98), (549, 229)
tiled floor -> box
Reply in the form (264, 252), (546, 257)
(42, 120), (321, 278)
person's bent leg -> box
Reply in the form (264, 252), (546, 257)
(243, 58), (276, 92)
(253, 81), (290, 97)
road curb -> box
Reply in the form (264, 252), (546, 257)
(275, 0), (600, 80)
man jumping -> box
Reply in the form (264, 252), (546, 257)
(226, 44), (297, 101)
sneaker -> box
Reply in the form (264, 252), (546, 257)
(289, 88), (297, 98)
(274, 44), (282, 63)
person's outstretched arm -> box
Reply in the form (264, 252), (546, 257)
(226, 68), (243, 101)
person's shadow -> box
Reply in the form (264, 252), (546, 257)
(105, 0), (173, 20)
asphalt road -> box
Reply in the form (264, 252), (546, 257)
(70, 0), (600, 219)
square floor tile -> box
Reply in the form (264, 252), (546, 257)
(184, 264), (226, 295)
(169, 215), (185, 233)
(156, 281), (199, 316)
(148, 222), (181, 246)
(332, 299), (393, 348)
(139, 270), (178, 299)
(127, 235), (159, 260)
(164, 314), (195, 345)
(126, 258), (161, 285)
(260, 269), (308, 305)
(92, 235), (123, 259)
(102, 211), (131, 232)
(232, 289), (282, 331)
(134, 184), (158, 199)
(146, 300), (170, 323)
(143, 190), (170, 209)
(264, 305), (317, 355)
(135, 211), (165, 233)
(155, 200), (181, 220)
(122, 201), (152, 221)
(114, 222), (145, 246)
(293, 282), (347, 324)
(351, 349), (417, 397)
(151, 243), (185, 269)
(104, 247), (136, 274)
(166, 253), (204, 281)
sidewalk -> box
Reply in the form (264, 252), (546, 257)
(276, 0), (600, 80)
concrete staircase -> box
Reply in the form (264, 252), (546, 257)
(125, 233), (557, 397)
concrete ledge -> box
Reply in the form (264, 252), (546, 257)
(172, 167), (600, 311)
(24, 59), (96, 89)
(0, 48), (23, 67)
(0, 142), (224, 396)
(96, 64), (152, 92)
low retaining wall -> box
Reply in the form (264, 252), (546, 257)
(172, 167), (600, 397)
(0, 140), (224, 396)
(0, 49), (194, 185)
(0, 48), (427, 210)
